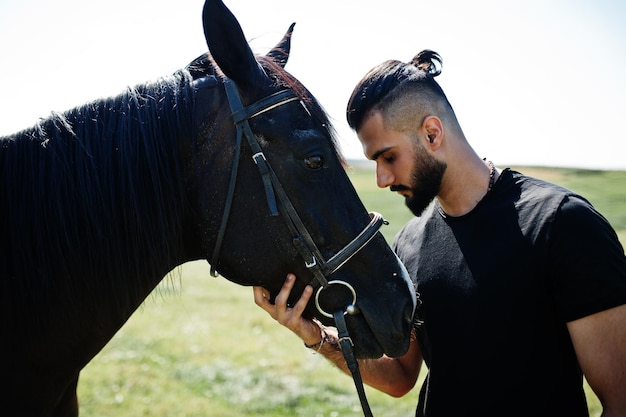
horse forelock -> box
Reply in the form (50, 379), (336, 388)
(257, 56), (346, 167)
(0, 69), (196, 319)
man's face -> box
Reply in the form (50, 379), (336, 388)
(359, 112), (445, 216)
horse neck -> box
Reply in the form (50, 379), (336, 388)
(0, 72), (197, 324)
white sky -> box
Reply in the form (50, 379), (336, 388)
(1, 0), (625, 169)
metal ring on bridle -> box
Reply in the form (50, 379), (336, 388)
(315, 280), (357, 318)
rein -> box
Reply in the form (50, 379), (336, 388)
(210, 78), (381, 416)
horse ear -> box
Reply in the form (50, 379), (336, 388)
(202, 0), (269, 90)
(266, 23), (295, 68)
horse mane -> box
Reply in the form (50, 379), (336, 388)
(0, 69), (196, 319)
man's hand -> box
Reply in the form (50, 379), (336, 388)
(253, 273), (323, 347)
(254, 274), (423, 397)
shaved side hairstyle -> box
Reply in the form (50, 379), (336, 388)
(346, 50), (458, 134)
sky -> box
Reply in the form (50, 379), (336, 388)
(1, 0), (625, 169)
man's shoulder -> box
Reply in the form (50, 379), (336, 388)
(499, 168), (591, 212)
(503, 168), (587, 198)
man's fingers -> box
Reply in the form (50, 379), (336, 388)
(292, 284), (313, 316)
(253, 286), (267, 306)
(274, 273), (296, 308)
(253, 285), (277, 317)
(252, 275), (321, 341)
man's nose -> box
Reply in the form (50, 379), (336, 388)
(376, 164), (394, 188)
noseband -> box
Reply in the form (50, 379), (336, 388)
(210, 78), (382, 416)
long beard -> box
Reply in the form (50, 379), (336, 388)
(405, 145), (446, 216)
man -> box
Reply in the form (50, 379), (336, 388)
(254, 50), (626, 416)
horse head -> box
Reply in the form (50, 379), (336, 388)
(186, 0), (416, 359)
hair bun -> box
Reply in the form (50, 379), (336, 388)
(410, 50), (443, 77)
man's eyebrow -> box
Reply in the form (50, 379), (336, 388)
(370, 147), (393, 161)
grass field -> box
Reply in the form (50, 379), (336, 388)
(77, 165), (625, 416)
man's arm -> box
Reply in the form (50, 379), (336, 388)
(253, 273), (423, 397)
(567, 303), (626, 417)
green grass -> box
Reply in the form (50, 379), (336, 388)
(77, 166), (625, 416)
(78, 262), (421, 417)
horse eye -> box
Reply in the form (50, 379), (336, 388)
(304, 155), (324, 170)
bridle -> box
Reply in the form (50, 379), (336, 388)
(210, 78), (387, 292)
(210, 77), (383, 416)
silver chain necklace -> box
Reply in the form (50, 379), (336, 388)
(485, 159), (497, 192)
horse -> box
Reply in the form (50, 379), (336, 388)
(0, 0), (416, 415)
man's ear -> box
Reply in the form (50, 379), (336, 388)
(422, 116), (443, 148)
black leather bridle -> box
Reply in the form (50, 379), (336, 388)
(209, 78), (382, 416)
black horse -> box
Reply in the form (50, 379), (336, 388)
(0, 1), (415, 415)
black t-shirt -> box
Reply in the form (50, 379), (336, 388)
(393, 169), (626, 417)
